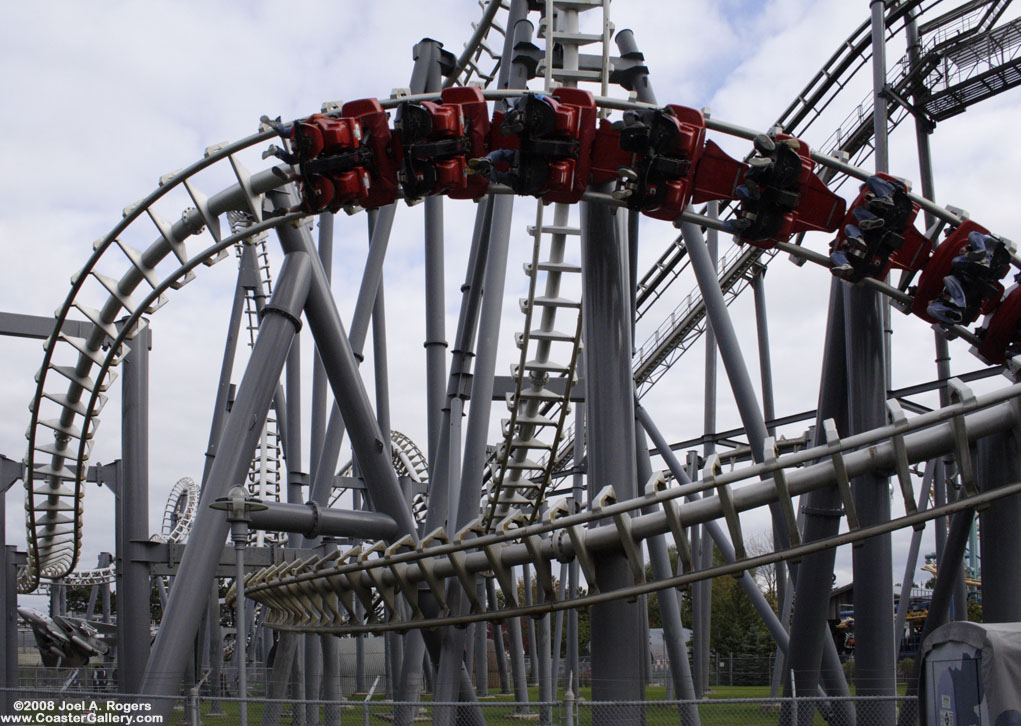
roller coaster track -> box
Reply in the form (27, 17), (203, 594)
(333, 430), (431, 524)
(18, 0), (516, 594)
(44, 477), (200, 590)
(22, 4), (1020, 601)
(245, 377), (1021, 633)
(543, 0), (1019, 476)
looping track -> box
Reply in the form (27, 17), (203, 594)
(23, 74), (1020, 596)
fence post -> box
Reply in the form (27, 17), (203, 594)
(729, 652), (733, 686)
(564, 673), (575, 726)
(187, 687), (201, 726)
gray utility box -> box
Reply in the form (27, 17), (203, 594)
(921, 621), (1021, 726)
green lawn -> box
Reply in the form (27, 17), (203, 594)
(177, 683), (906, 726)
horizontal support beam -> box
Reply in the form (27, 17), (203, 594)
(248, 501), (399, 541)
(0, 312), (93, 341)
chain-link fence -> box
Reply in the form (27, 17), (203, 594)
(576, 696), (913, 726)
(0, 687), (916, 726)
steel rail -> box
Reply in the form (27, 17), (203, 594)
(246, 382), (1021, 631)
(258, 481), (1021, 634)
(25, 87), (1018, 591)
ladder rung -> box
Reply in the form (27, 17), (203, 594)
(528, 328), (577, 342)
(527, 225), (581, 237)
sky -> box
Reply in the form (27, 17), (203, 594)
(3, 0), (1020, 615)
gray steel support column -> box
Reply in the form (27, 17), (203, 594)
(322, 632), (343, 726)
(304, 212), (334, 722)
(752, 270), (776, 435)
(101, 554), (112, 626)
(835, 282), (897, 704)
(201, 247), (251, 491)
(423, 21), (532, 719)
(680, 221), (790, 547)
(424, 200), (446, 466)
(272, 197), (416, 537)
(415, 196), (494, 722)
(234, 531), (248, 726)
(475, 581), (488, 696)
(0, 461), (19, 710)
(417, 34), (448, 474)
(894, 461), (935, 655)
(784, 282), (854, 726)
(207, 580), (224, 714)
(261, 323), (304, 726)
(140, 251), (311, 709)
(306, 203), (396, 507)
(977, 428), (1021, 622)
(507, 593), (530, 709)
(536, 581), (553, 726)
(3, 546), (14, 707)
(696, 200), (720, 699)
(846, 279), (895, 701)
(636, 425), (699, 723)
(118, 323), (151, 694)
(434, 170), (515, 714)
(487, 578), (511, 693)
(523, 565), (538, 684)
(551, 562), (566, 693)
(581, 187), (644, 713)
(310, 213), (334, 486)
(907, 6), (965, 624)
(370, 207), (402, 704)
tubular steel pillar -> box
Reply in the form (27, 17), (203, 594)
(140, 251), (312, 709)
(977, 428), (1021, 622)
(696, 200), (720, 698)
(636, 425), (700, 724)
(433, 142), (516, 715)
(118, 322), (151, 694)
(567, 353), (584, 696)
(846, 281), (895, 701)
(681, 221), (790, 549)
(845, 2), (897, 708)
(581, 188), (644, 715)
(784, 282), (855, 726)
(487, 578), (511, 693)
(261, 326), (305, 726)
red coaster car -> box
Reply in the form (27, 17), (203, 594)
(911, 220), (1011, 326)
(487, 88), (597, 204)
(829, 174), (930, 284)
(591, 105), (706, 221)
(395, 86), (491, 201)
(725, 134), (845, 250)
(291, 98), (400, 214)
(976, 283), (1021, 364)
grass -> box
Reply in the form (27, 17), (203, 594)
(171, 683), (903, 726)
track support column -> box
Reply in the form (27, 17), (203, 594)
(140, 251), (312, 711)
(118, 322), (151, 694)
(581, 188), (644, 718)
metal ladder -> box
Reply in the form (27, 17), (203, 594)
(229, 211), (285, 547)
(483, 1), (614, 528)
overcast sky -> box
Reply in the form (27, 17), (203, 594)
(3, 1), (1018, 614)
